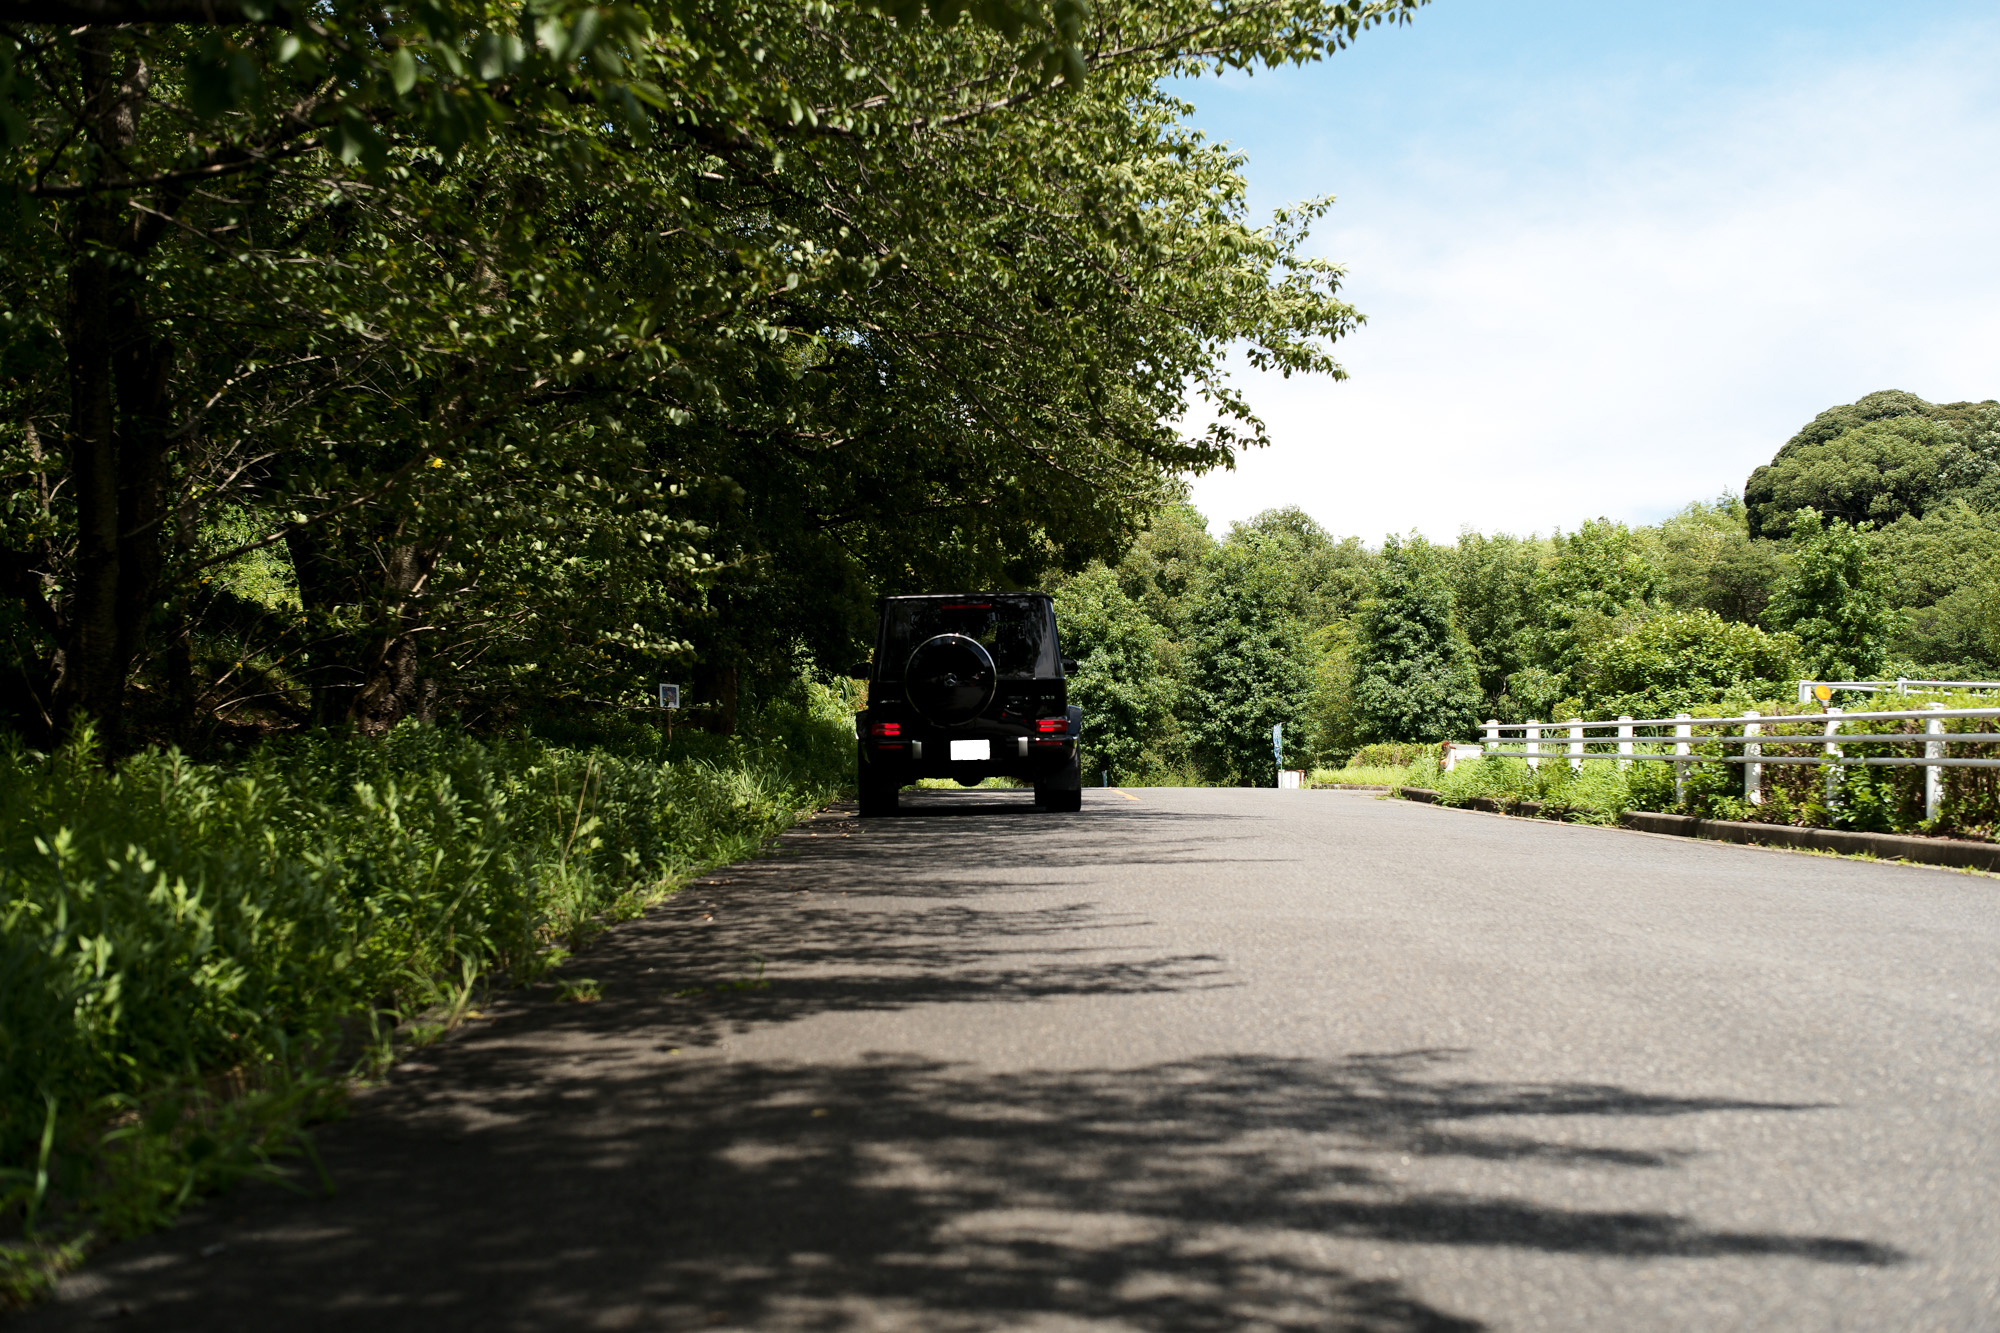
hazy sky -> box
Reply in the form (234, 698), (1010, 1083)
(1173, 1), (2000, 542)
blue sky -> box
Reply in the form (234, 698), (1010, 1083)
(1173, 1), (2000, 541)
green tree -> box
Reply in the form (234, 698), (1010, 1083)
(1053, 566), (1178, 783)
(1743, 416), (1956, 538)
(1574, 610), (1799, 719)
(1763, 509), (1895, 681)
(1349, 534), (1481, 743)
(1180, 533), (1315, 784)
(1644, 497), (1786, 624)
(1446, 529), (1546, 719)
(1112, 503), (1218, 636)
(1744, 389), (2000, 538)
(1511, 519), (1656, 714)
(1, 0), (1425, 743)
(1869, 503), (2000, 674)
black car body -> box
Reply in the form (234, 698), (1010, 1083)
(854, 593), (1083, 815)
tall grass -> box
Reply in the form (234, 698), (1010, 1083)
(1, 685), (852, 1298)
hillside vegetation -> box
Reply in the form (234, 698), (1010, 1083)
(1056, 390), (2000, 786)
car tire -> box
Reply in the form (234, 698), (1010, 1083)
(1035, 751), (1083, 813)
(859, 779), (899, 817)
(857, 754), (900, 818)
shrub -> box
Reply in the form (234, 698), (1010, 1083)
(1428, 756), (1633, 825)
(0, 690), (850, 1285)
(1347, 742), (1426, 768)
(1575, 610), (1799, 719)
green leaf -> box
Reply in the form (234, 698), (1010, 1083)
(390, 46), (419, 97)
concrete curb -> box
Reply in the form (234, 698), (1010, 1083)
(1398, 789), (2000, 872)
(1621, 810), (2000, 872)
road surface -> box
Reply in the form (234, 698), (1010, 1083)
(27, 787), (2000, 1330)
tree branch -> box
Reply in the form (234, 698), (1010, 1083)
(2, 0), (292, 24)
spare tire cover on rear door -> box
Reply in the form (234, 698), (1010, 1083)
(904, 634), (997, 727)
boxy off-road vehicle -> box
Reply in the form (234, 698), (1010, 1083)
(852, 593), (1083, 816)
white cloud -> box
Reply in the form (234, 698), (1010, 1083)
(1184, 24), (2000, 542)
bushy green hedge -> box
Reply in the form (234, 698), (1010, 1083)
(1, 687), (851, 1292)
(1420, 754), (1637, 825)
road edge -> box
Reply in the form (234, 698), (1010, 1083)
(1398, 788), (2000, 875)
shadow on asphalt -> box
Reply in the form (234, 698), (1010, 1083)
(34, 1050), (1898, 1332)
(537, 795), (1244, 1052)
(27, 793), (1906, 1332)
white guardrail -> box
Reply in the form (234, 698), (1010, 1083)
(1479, 704), (2000, 822)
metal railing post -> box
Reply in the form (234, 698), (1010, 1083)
(1617, 716), (1633, 772)
(1525, 720), (1541, 771)
(1483, 718), (1499, 756)
(1925, 702), (1945, 823)
(1743, 709), (1761, 805)
(1823, 707), (1843, 811)
(1567, 718), (1583, 773)
(1674, 713), (1691, 804)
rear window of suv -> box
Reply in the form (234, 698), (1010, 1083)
(877, 596), (1058, 680)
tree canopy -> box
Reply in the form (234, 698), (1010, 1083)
(1745, 390), (2000, 539)
(1348, 534), (1479, 743)
(0, 0), (1424, 744)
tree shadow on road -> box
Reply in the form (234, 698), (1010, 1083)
(523, 797), (1250, 1051)
(32, 1048), (1898, 1333)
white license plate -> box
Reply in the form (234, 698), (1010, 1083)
(950, 739), (990, 761)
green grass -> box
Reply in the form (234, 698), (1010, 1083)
(1418, 753), (1639, 825)
(911, 776), (1026, 789)
(0, 684), (852, 1303)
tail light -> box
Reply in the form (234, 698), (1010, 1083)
(1035, 718), (1066, 734)
(871, 721), (902, 737)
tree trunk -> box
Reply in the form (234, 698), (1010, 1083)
(348, 543), (437, 734)
(56, 125), (123, 735)
(693, 657), (740, 734)
(49, 37), (171, 746)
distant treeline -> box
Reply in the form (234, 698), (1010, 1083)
(1056, 389), (2000, 785)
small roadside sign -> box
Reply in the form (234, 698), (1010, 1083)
(659, 683), (681, 709)
(1813, 684), (1833, 704)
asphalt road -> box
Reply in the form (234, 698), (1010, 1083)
(25, 787), (2000, 1331)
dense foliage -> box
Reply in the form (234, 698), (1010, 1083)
(1, 692), (851, 1293)
(1054, 390), (2000, 784)
(0, 0), (1421, 748)
(1347, 535), (1479, 744)
(1744, 390), (2000, 539)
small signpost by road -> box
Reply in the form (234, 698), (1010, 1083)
(658, 683), (681, 739)
(1272, 723), (1306, 788)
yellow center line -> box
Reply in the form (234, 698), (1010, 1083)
(1109, 788), (1140, 801)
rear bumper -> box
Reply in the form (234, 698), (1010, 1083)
(860, 736), (1076, 783)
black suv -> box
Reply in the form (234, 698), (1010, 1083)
(852, 593), (1083, 816)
